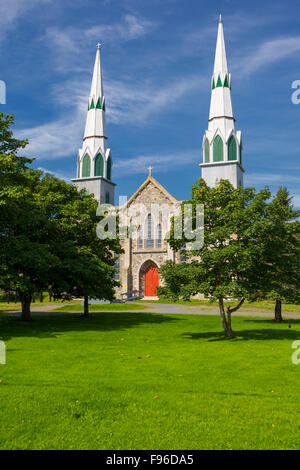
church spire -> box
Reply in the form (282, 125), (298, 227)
(84, 43), (107, 143)
(209, 15), (233, 121)
(73, 44), (115, 204)
(200, 17), (244, 189)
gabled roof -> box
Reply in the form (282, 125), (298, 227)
(116, 174), (180, 210)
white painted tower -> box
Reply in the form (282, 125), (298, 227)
(72, 44), (115, 203)
(200, 16), (244, 188)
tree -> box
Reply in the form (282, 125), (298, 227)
(158, 178), (299, 337)
(0, 114), (122, 320)
(257, 187), (300, 322)
(37, 174), (122, 317)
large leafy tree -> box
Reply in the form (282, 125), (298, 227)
(37, 174), (122, 317)
(258, 187), (300, 322)
(158, 179), (300, 336)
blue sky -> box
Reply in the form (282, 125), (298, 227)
(1, 0), (300, 206)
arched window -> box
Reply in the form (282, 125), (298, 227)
(105, 192), (110, 204)
(213, 135), (224, 162)
(77, 156), (80, 178)
(107, 156), (112, 180)
(228, 136), (237, 161)
(146, 214), (154, 248)
(204, 139), (210, 163)
(114, 255), (120, 281)
(157, 224), (162, 248)
(138, 226), (143, 249)
(94, 153), (104, 176)
(82, 154), (91, 177)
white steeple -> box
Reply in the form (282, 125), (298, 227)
(72, 44), (115, 204)
(83, 43), (107, 151)
(200, 16), (244, 189)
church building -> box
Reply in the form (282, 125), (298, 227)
(72, 17), (245, 299)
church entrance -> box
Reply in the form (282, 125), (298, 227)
(139, 260), (159, 297)
(145, 264), (159, 297)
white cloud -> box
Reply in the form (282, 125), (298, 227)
(0, 0), (51, 43)
(17, 73), (203, 160)
(245, 172), (300, 185)
(114, 150), (200, 176)
(43, 14), (157, 72)
(234, 36), (300, 77)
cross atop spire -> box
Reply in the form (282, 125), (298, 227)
(219, 14), (222, 23)
(148, 166), (153, 177)
(97, 42), (101, 49)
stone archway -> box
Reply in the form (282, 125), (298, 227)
(139, 260), (159, 298)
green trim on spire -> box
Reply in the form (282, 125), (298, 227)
(223, 75), (229, 88)
(96, 98), (101, 109)
(212, 78), (215, 90)
(102, 98), (106, 112)
(90, 98), (95, 109)
(216, 75), (222, 87)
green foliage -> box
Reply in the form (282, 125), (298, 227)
(0, 114), (122, 320)
(158, 178), (300, 335)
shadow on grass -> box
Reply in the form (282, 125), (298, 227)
(0, 311), (181, 342)
(183, 319), (300, 342)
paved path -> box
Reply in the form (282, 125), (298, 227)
(4, 302), (300, 319)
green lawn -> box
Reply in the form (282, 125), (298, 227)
(0, 312), (299, 450)
(135, 298), (300, 313)
(54, 303), (147, 312)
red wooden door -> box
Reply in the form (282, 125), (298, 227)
(145, 265), (159, 296)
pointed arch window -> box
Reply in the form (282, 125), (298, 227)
(107, 156), (112, 180)
(105, 192), (110, 204)
(138, 226), (143, 249)
(94, 153), (104, 177)
(213, 136), (224, 162)
(77, 156), (80, 178)
(204, 139), (210, 163)
(157, 224), (162, 248)
(228, 136), (237, 161)
(146, 214), (154, 248)
(82, 154), (91, 177)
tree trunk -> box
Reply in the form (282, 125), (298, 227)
(274, 299), (282, 323)
(83, 296), (89, 317)
(218, 298), (245, 337)
(40, 291), (43, 303)
(20, 292), (32, 321)
(218, 298), (233, 337)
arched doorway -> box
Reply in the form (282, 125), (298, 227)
(139, 260), (159, 297)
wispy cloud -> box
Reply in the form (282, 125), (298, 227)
(233, 36), (300, 77)
(17, 73), (203, 160)
(114, 150), (200, 176)
(0, 0), (51, 43)
(37, 166), (73, 183)
(43, 14), (157, 72)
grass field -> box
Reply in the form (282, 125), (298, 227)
(0, 311), (299, 450)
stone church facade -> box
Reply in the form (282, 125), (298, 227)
(114, 171), (181, 299)
(72, 17), (245, 299)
